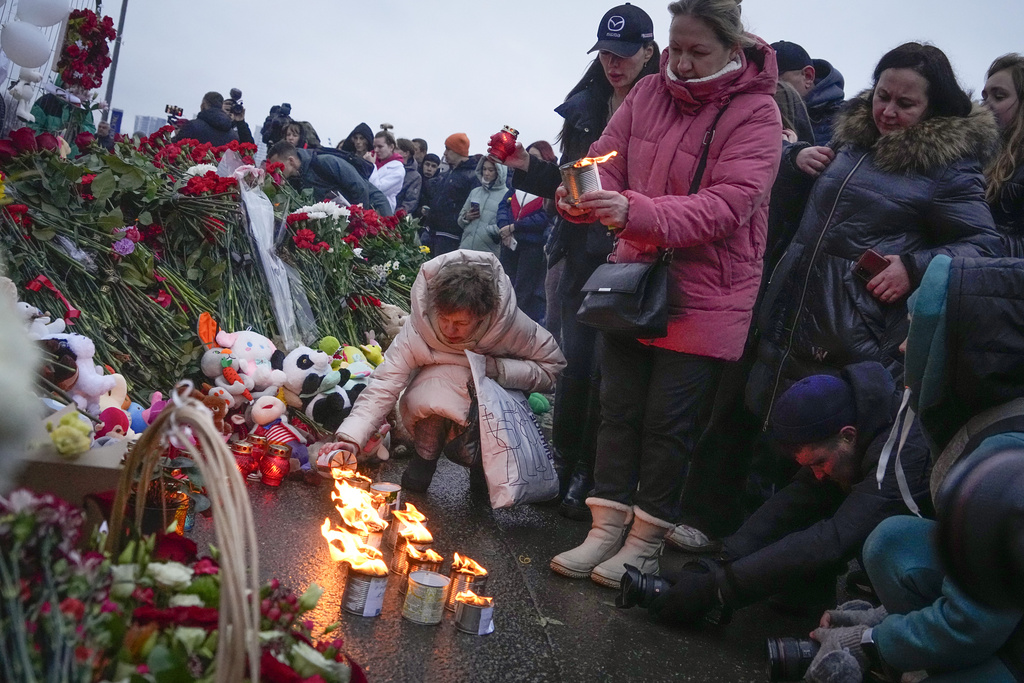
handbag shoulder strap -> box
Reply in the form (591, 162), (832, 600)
(688, 101), (731, 195)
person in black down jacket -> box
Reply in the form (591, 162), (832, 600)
(647, 361), (931, 625)
(175, 91), (239, 146)
(747, 42), (1001, 429)
(422, 133), (479, 255)
(983, 53), (1024, 257)
(489, 3), (659, 521)
(267, 141), (392, 216)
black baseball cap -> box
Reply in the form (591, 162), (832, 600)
(771, 41), (813, 73)
(588, 3), (655, 58)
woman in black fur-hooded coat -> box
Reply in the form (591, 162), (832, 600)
(747, 43), (1002, 424)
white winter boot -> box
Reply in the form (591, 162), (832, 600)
(590, 507), (674, 588)
(550, 498), (633, 579)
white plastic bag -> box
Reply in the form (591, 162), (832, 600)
(466, 350), (558, 508)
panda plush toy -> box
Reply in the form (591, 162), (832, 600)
(273, 346), (366, 432)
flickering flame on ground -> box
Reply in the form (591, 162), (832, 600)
(456, 590), (493, 607)
(407, 546), (443, 563)
(333, 468), (373, 485)
(452, 553), (487, 576)
(332, 480), (388, 534)
(319, 518), (389, 576)
(392, 503), (426, 525)
(399, 520), (433, 544)
(573, 151), (617, 168)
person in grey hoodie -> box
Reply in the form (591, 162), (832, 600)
(458, 157), (508, 257)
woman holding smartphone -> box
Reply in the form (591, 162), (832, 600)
(746, 42), (1001, 430)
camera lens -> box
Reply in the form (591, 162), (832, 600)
(617, 564), (671, 609)
(765, 637), (820, 681)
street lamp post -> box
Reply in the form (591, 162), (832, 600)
(101, 0), (128, 122)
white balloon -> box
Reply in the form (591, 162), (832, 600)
(1, 21), (52, 68)
(17, 0), (71, 28)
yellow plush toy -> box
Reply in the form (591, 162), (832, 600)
(359, 331), (384, 367)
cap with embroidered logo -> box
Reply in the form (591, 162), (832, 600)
(588, 3), (655, 58)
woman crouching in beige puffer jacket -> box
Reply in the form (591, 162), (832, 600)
(319, 249), (566, 492)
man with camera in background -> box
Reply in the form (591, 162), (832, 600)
(634, 361), (931, 630)
(174, 91), (238, 146)
(221, 88), (254, 146)
(796, 255), (1024, 683)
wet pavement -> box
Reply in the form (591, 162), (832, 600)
(193, 457), (811, 683)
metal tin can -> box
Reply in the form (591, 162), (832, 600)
(370, 482), (402, 520)
(446, 571), (489, 611)
(390, 537), (430, 575)
(398, 555), (444, 595)
(454, 598), (495, 635)
(341, 566), (388, 618)
(559, 159), (603, 205)
(358, 527), (384, 550)
(384, 512), (429, 550)
(402, 570), (449, 625)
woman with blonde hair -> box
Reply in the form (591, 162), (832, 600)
(983, 53), (1024, 256)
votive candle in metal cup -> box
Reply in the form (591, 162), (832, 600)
(402, 570), (449, 625)
(231, 441), (257, 477)
(559, 159), (603, 205)
(341, 565), (388, 618)
(248, 435), (268, 481)
(260, 443), (291, 487)
(454, 595), (495, 635)
(390, 536), (431, 575)
(446, 569), (489, 611)
(370, 482), (402, 520)
(398, 551), (444, 595)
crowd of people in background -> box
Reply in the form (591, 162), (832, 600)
(139, 0), (1024, 678)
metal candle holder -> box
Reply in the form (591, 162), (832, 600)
(398, 553), (444, 595)
(559, 159), (603, 205)
(446, 570), (488, 611)
(370, 482), (402, 520)
(454, 597), (495, 635)
(402, 570), (449, 625)
(390, 536), (431, 575)
(384, 512), (429, 550)
(259, 444), (291, 487)
(341, 566), (387, 618)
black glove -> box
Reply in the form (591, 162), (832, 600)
(648, 559), (722, 625)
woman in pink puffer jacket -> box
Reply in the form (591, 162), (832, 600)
(550, 0), (782, 589)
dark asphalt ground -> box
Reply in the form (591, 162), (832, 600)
(194, 456), (813, 683)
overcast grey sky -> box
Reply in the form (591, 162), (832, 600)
(107, 0), (1023, 154)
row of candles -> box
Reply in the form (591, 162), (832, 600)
(231, 436), (292, 487)
(320, 470), (494, 635)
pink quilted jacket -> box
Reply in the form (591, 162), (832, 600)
(564, 37), (782, 361)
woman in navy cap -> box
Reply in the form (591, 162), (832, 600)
(490, 4), (659, 523)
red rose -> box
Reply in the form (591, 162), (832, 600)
(152, 533), (198, 563)
(0, 140), (18, 162)
(75, 132), (95, 150)
(132, 605), (220, 629)
(260, 651), (302, 683)
(35, 133), (60, 153)
(10, 128), (38, 153)
(59, 597), (85, 620)
(193, 557), (219, 575)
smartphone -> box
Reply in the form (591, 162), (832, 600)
(470, 202), (480, 211)
(854, 249), (889, 282)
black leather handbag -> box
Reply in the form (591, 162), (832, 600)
(576, 104), (730, 338)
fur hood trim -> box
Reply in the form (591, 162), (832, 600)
(834, 90), (999, 174)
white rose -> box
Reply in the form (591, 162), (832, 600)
(146, 561), (194, 590)
(290, 641), (350, 682)
(109, 564), (138, 599)
(169, 593), (204, 607)
(173, 626), (207, 654)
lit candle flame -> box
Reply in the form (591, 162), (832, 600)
(407, 546), (444, 563)
(332, 479), (388, 534)
(456, 590), (493, 607)
(452, 553), (488, 576)
(392, 503), (426, 525)
(573, 151), (618, 168)
(333, 468), (373, 485)
(319, 518), (389, 576)
(399, 520), (433, 544)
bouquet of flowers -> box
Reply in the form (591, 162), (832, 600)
(57, 9), (118, 91)
(0, 489), (365, 683)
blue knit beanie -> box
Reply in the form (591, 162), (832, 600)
(770, 375), (857, 445)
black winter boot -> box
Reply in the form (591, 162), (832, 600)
(560, 461), (594, 522)
(401, 455), (438, 493)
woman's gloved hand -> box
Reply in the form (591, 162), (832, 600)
(819, 600), (888, 629)
(805, 625), (869, 683)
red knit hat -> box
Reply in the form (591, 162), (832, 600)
(444, 133), (470, 157)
